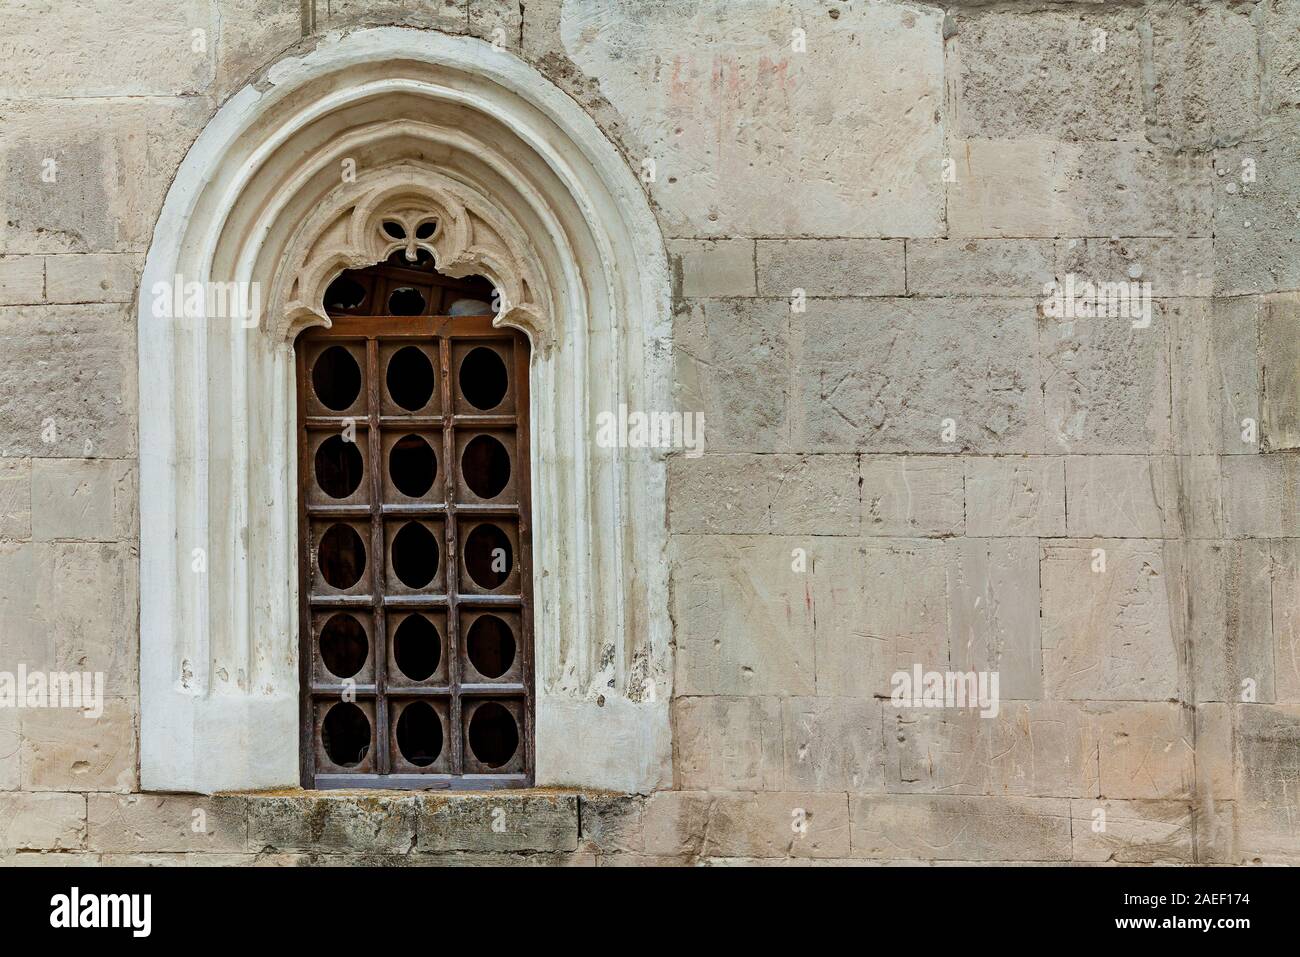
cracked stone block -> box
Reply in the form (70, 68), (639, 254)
(88, 794), (246, 854)
(214, 0), (305, 100)
(1041, 540), (1185, 702)
(1234, 704), (1300, 863)
(0, 257), (43, 305)
(703, 792), (850, 859)
(641, 791), (711, 857)
(1221, 452), (1300, 537)
(674, 696), (783, 791)
(1261, 293), (1300, 451)
(248, 795), (419, 854)
(561, 0), (944, 237)
(577, 794), (643, 854)
(947, 538), (1042, 699)
(768, 454), (860, 536)
(782, 697), (883, 793)
(0, 459), (31, 541)
(468, 0), (522, 51)
(1057, 238), (1214, 300)
(812, 538), (950, 698)
(20, 697), (136, 792)
(860, 455), (964, 537)
(850, 794), (1071, 861)
(1092, 702), (1195, 800)
(0, 305), (136, 458)
(1195, 703), (1235, 800)
(1197, 798), (1239, 864)
(44, 254), (139, 305)
(0, 792), (85, 851)
(884, 703), (1100, 799)
(32, 459), (135, 542)
(1272, 540), (1300, 703)
(672, 536), (815, 696)
(418, 794), (579, 853)
(1170, 297), (1262, 455)
(757, 239), (905, 298)
(319, 0), (465, 32)
(674, 299), (790, 452)
(792, 298), (1043, 453)
(1064, 454), (1179, 538)
(964, 455), (1064, 537)
(1212, 123), (1300, 296)
(668, 239), (756, 298)
(1186, 540), (1274, 704)
(951, 8), (1144, 141)
(1069, 799), (1193, 864)
(906, 239), (1054, 298)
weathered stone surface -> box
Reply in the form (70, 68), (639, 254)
(947, 538), (1041, 699)
(214, 0), (304, 99)
(672, 536), (814, 696)
(674, 696), (783, 791)
(0, 709), (18, 791)
(20, 697), (135, 792)
(1221, 452), (1300, 537)
(1092, 703), (1194, 800)
(1041, 540), (1184, 701)
(0, 792), (84, 850)
(756, 239), (904, 298)
(641, 790), (711, 857)
(248, 794), (418, 854)
(703, 792), (849, 859)
(1272, 540), (1300, 704)
(1261, 293), (1300, 451)
(31, 459), (135, 542)
(906, 239), (1054, 298)
(1195, 703), (1235, 800)
(418, 794), (578, 853)
(964, 455), (1065, 537)
(1186, 540), (1274, 704)
(469, 0), (523, 52)
(89, 794), (246, 853)
(1261, 0), (1300, 115)
(320, 0), (465, 32)
(44, 254), (139, 305)
(1057, 238), (1214, 300)
(1233, 704), (1300, 863)
(782, 697), (882, 793)
(561, 1), (945, 237)
(0, 305), (136, 458)
(850, 794), (1071, 861)
(577, 794), (643, 854)
(1064, 454), (1178, 538)
(0, 257), (43, 305)
(791, 298), (1043, 453)
(0, 459), (31, 541)
(860, 455), (964, 537)
(952, 9), (1144, 141)
(668, 239), (756, 298)
(1170, 297), (1261, 455)
(1069, 799), (1193, 864)
(1212, 124), (1300, 296)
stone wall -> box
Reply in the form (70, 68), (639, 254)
(0, 0), (1297, 864)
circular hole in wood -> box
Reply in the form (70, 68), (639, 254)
(389, 433), (436, 498)
(467, 702), (518, 768)
(391, 521), (438, 589)
(311, 345), (361, 411)
(459, 346), (508, 410)
(321, 701), (370, 767)
(319, 613), (367, 679)
(318, 523), (366, 589)
(461, 434), (510, 499)
(464, 523), (512, 590)
(393, 613), (440, 681)
(396, 701), (443, 767)
(314, 434), (364, 499)
(467, 614), (515, 679)
(386, 346), (434, 411)
(323, 275), (366, 311)
(388, 287), (426, 316)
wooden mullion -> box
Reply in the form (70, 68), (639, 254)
(513, 333), (536, 785)
(365, 335), (391, 775)
(441, 334), (464, 776)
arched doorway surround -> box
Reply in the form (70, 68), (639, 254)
(138, 28), (673, 794)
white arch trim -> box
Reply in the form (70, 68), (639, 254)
(138, 27), (673, 794)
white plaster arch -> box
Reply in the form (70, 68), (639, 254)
(138, 28), (673, 794)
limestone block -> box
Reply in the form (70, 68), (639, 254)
(214, 0), (305, 100)
(672, 536), (815, 696)
(1233, 704), (1300, 863)
(949, 139), (1212, 237)
(767, 454), (860, 536)
(674, 299), (790, 452)
(782, 697), (883, 793)
(418, 794), (578, 853)
(0, 709), (17, 791)
(1146, 0), (1262, 149)
(0, 459), (31, 541)
(1195, 702), (1235, 800)
(860, 455), (964, 537)
(1261, 293), (1300, 451)
(951, 8), (1144, 141)
(0, 305), (136, 458)
(1173, 455), (1225, 539)
(791, 298), (1043, 453)
(1261, 0), (1300, 114)
(1186, 540), (1274, 703)
(850, 794), (1071, 861)
(1196, 798), (1239, 864)
(1041, 539), (1185, 701)
(245, 794), (419, 853)
(20, 697), (136, 792)
(1272, 540), (1300, 703)
(641, 790), (712, 857)
(947, 538), (1042, 699)
(1091, 702), (1195, 800)
(812, 538), (951, 697)
(1221, 452), (1300, 537)
(884, 703), (1100, 799)
(89, 794), (246, 854)
(1063, 455), (1178, 538)
(964, 455), (1065, 537)
(668, 239), (756, 298)
(1057, 238), (1215, 299)
(0, 792), (85, 851)
(44, 254), (139, 305)
(1212, 124), (1300, 295)
(906, 239), (1054, 298)
(469, 0), (523, 53)
(703, 792), (850, 859)
(0, 851), (98, 866)
(0, 257), (43, 305)
(320, 0), (465, 32)
(1170, 297), (1261, 455)
(1041, 303), (1171, 454)
(756, 239), (905, 298)
(0, 0), (211, 96)
(1069, 799), (1193, 864)
(673, 696), (783, 791)
(560, 0), (945, 237)
(32, 459), (135, 542)
(577, 794), (643, 853)
(667, 454), (775, 534)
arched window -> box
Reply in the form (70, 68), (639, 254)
(298, 249), (533, 788)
